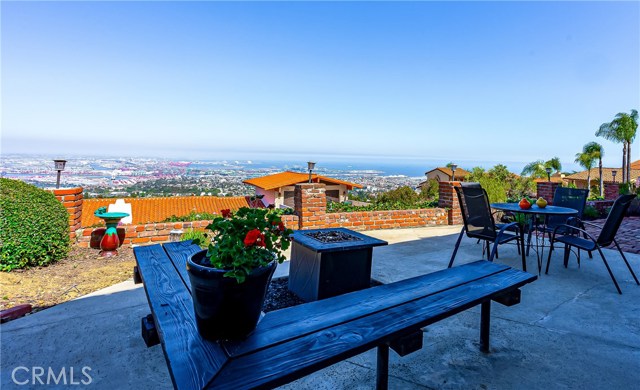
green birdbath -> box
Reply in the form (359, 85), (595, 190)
(94, 208), (130, 257)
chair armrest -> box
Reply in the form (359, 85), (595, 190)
(550, 224), (598, 243)
(497, 221), (520, 236)
(579, 220), (604, 229)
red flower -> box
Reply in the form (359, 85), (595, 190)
(272, 221), (285, 232)
(244, 229), (265, 247)
(221, 209), (231, 218)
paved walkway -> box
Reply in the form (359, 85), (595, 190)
(584, 216), (640, 254)
(2, 226), (639, 389)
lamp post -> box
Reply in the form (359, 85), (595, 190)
(53, 159), (67, 189)
(612, 170), (617, 184)
(307, 161), (316, 183)
(545, 167), (552, 182)
(450, 164), (457, 181)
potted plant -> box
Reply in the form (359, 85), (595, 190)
(186, 207), (293, 341)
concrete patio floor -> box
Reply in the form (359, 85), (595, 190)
(2, 225), (639, 389)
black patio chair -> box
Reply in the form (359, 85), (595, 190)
(528, 187), (589, 250)
(460, 182), (519, 258)
(448, 185), (526, 271)
(545, 194), (639, 294)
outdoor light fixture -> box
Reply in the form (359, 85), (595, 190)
(545, 167), (552, 182)
(53, 159), (67, 189)
(612, 170), (617, 183)
(450, 164), (457, 181)
(307, 161), (316, 183)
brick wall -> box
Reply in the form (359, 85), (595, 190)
(61, 183), (456, 248)
(438, 181), (462, 225)
(536, 182), (560, 204)
(76, 220), (211, 247)
(282, 214), (299, 231)
(294, 183), (451, 230)
(295, 183), (327, 230)
(586, 200), (614, 215)
(604, 183), (619, 200)
(324, 209), (448, 230)
(49, 187), (83, 239)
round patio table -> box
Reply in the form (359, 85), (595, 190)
(490, 203), (578, 274)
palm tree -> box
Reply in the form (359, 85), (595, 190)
(575, 151), (596, 194)
(521, 157), (562, 179)
(583, 142), (604, 197)
(596, 109), (638, 184)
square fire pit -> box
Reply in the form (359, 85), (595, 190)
(288, 228), (388, 301)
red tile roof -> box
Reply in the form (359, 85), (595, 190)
(565, 167), (640, 183)
(243, 171), (362, 191)
(425, 167), (471, 178)
(82, 196), (256, 227)
(631, 160), (640, 170)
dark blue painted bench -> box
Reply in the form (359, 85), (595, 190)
(134, 241), (536, 389)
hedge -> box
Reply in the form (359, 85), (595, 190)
(0, 178), (70, 271)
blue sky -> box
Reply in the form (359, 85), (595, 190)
(2, 1), (639, 173)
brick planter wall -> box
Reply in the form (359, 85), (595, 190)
(604, 183), (619, 200)
(438, 181), (462, 225)
(49, 187), (83, 239)
(536, 182), (560, 204)
(586, 200), (614, 216)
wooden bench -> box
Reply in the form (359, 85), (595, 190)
(134, 241), (536, 390)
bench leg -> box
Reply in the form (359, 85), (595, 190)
(376, 344), (389, 390)
(133, 266), (142, 284)
(480, 301), (491, 353)
(141, 314), (160, 347)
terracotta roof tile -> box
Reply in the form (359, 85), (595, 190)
(425, 167), (471, 178)
(82, 196), (255, 227)
(564, 167), (640, 182)
(630, 160), (640, 170)
(243, 171), (362, 190)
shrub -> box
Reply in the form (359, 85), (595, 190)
(419, 179), (439, 201)
(163, 211), (218, 222)
(582, 205), (600, 220)
(181, 228), (209, 248)
(0, 178), (70, 271)
(376, 186), (420, 204)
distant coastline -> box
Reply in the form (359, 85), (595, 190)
(1, 153), (555, 178)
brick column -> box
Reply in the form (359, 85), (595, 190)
(604, 182), (619, 200)
(536, 182), (560, 204)
(294, 183), (327, 230)
(49, 187), (83, 239)
(438, 181), (462, 225)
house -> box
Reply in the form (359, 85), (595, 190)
(243, 171), (362, 208)
(424, 167), (470, 182)
(564, 164), (640, 189)
(533, 172), (565, 184)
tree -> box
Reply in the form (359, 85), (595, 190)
(488, 164), (511, 182)
(583, 142), (604, 197)
(596, 109), (638, 184)
(575, 151), (596, 194)
(521, 157), (562, 179)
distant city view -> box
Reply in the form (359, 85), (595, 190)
(1, 154), (433, 198)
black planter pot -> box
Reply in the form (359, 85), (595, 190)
(186, 250), (276, 341)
